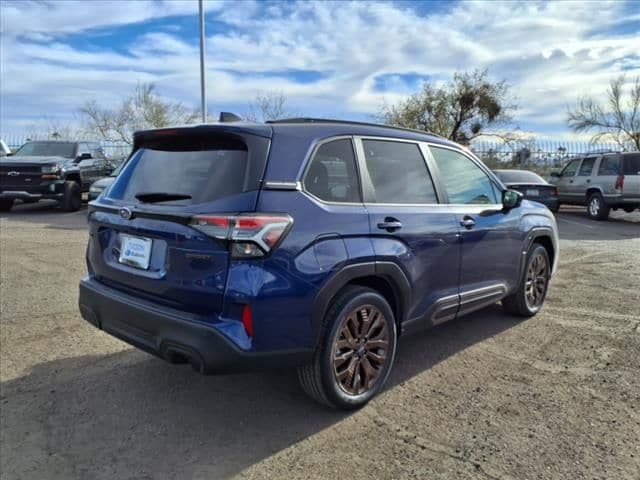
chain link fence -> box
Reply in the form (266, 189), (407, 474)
(2, 133), (636, 176)
(470, 139), (631, 177)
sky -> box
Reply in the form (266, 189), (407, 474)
(1, 0), (639, 141)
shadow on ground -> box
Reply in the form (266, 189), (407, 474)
(1, 305), (516, 480)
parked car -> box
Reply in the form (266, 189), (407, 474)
(88, 162), (123, 201)
(550, 152), (640, 220)
(0, 140), (112, 212)
(493, 169), (559, 212)
(79, 118), (559, 409)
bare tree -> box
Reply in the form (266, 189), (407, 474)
(568, 75), (640, 151)
(379, 70), (516, 144)
(80, 83), (199, 145)
(246, 90), (297, 122)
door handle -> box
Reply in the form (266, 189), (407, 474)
(377, 217), (402, 232)
(460, 216), (475, 229)
(586, 179), (591, 183)
(569, 180), (573, 183)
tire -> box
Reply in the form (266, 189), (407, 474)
(623, 206), (636, 213)
(297, 286), (398, 410)
(502, 244), (550, 317)
(587, 192), (610, 221)
(0, 198), (14, 212)
(60, 181), (81, 212)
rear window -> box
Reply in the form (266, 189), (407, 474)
(494, 170), (545, 184)
(107, 134), (254, 205)
(623, 154), (640, 175)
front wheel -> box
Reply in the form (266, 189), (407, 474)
(587, 192), (610, 220)
(502, 244), (550, 317)
(298, 286), (398, 410)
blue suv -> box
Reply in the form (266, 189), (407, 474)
(79, 118), (559, 409)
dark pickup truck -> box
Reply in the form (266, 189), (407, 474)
(0, 140), (112, 212)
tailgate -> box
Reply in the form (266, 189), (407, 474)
(86, 127), (270, 316)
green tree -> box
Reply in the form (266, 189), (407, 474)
(379, 70), (515, 144)
(567, 75), (640, 151)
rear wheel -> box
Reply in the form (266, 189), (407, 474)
(587, 192), (610, 220)
(0, 198), (14, 212)
(298, 286), (397, 410)
(61, 181), (81, 212)
(502, 244), (550, 317)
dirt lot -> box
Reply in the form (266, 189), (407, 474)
(1, 202), (639, 480)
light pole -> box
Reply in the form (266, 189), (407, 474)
(198, 0), (207, 122)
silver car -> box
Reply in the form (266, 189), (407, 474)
(550, 152), (640, 220)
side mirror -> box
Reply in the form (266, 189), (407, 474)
(549, 171), (561, 178)
(502, 189), (523, 210)
(76, 153), (92, 162)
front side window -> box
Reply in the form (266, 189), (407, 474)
(561, 158), (580, 177)
(303, 139), (361, 203)
(578, 157), (596, 176)
(361, 140), (437, 204)
(430, 147), (498, 204)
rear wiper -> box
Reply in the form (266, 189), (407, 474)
(134, 192), (192, 203)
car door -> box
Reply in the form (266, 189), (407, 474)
(555, 158), (581, 203)
(355, 137), (461, 330)
(427, 145), (522, 316)
(573, 156), (597, 200)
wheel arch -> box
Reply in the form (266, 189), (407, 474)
(311, 261), (411, 345)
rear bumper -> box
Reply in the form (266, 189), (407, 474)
(79, 276), (312, 374)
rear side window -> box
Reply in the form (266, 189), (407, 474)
(578, 157), (596, 176)
(599, 156), (621, 175)
(623, 154), (640, 175)
(108, 135), (251, 205)
(430, 147), (499, 204)
(361, 140), (437, 204)
(303, 139), (361, 203)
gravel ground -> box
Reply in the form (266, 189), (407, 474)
(1, 202), (639, 480)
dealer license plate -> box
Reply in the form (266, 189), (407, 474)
(119, 235), (152, 270)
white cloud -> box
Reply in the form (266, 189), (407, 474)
(0, 0), (638, 139)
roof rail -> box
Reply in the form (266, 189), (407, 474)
(266, 117), (445, 139)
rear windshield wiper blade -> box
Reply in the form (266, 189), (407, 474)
(134, 192), (192, 203)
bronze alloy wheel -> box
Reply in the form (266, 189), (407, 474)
(331, 304), (390, 396)
(525, 253), (548, 310)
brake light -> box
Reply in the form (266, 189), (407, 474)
(615, 175), (624, 191)
(189, 213), (292, 258)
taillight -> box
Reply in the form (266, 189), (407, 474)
(241, 304), (254, 337)
(615, 175), (624, 191)
(189, 213), (292, 258)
